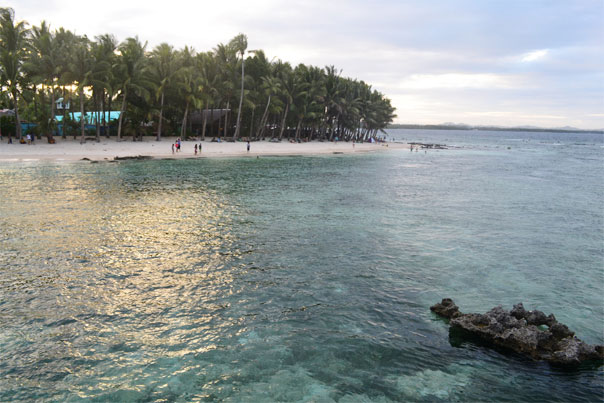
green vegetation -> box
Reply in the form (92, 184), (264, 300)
(0, 7), (396, 142)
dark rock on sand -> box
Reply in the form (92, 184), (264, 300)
(431, 298), (603, 366)
(114, 155), (152, 161)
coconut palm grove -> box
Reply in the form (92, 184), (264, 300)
(0, 7), (396, 144)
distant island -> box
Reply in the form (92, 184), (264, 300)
(389, 123), (603, 134)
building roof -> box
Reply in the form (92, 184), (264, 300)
(55, 111), (121, 123)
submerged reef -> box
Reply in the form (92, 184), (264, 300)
(431, 298), (603, 366)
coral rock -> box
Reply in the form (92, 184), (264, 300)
(432, 299), (603, 366)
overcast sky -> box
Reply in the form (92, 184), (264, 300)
(6, 0), (604, 129)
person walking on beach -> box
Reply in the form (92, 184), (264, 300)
(247, 141), (250, 152)
(194, 144), (198, 155)
(172, 143), (175, 154)
(176, 138), (181, 152)
(199, 143), (202, 153)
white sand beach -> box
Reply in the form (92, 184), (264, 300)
(0, 137), (407, 162)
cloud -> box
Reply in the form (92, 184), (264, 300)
(521, 49), (549, 62)
(5, 0), (604, 129)
(468, 111), (566, 120)
(398, 73), (520, 90)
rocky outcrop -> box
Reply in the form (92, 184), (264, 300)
(431, 299), (603, 366)
(409, 142), (448, 149)
(114, 155), (152, 160)
(429, 298), (462, 319)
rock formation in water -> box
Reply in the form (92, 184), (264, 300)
(431, 298), (604, 366)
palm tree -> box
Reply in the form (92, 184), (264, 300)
(148, 43), (181, 141)
(115, 36), (147, 141)
(63, 36), (94, 143)
(213, 43), (237, 138)
(175, 46), (203, 138)
(305, 66), (326, 140)
(275, 61), (294, 140)
(53, 27), (78, 138)
(244, 76), (259, 139)
(229, 33), (247, 140)
(26, 21), (60, 140)
(0, 7), (29, 141)
(91, 34), (116, 141)
(291, 64), (325, 141)
(256, 75), (280, 139)
(196, 51), (218, 140)
(322, 65), (342, 140)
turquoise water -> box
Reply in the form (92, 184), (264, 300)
(0, 129), (602, 401)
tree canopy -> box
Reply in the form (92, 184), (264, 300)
(0, 7), (396, 142)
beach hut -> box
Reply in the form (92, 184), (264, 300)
(55, 98), (70, 111)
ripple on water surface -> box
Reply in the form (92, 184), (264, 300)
(0, 142), (602, 401)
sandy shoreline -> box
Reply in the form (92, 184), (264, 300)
(0, 136), (407, 162)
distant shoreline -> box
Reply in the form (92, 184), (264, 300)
(388, 124), (604, 135)
(0, 137), (406, 163)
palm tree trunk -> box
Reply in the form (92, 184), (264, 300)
(61, 87), (66, 138)
(156, 91), (165, 141)
(181, 100), (189, 138)
(95, 92), (101, 142)
(32, 85), (38, 118)
(295, 118), (302, 141)
(223, 101), (230, 139)
(117, 89), (127, 142)
(256, 95), (271, 139)
(106, 92), (112, 138)
(270, 117), (277, 138)
(278, 103), (289, 140)
(201, 101), (208, 140)
(227, 101), (231, 138)
(13, 90), (22, 140)
(248, 107), (255, 140)
(101, 90), (106, 138)
(329, 115), (340, 141)
(234, 58), (244, 140)
(72, 106), (77, 140)
(49, 87), (55, 139)
(221, 107), (226, 138)
(210, 107), (215, 138)
(79, 88), (86, 144)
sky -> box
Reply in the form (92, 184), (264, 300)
(6, 0), (604, 129)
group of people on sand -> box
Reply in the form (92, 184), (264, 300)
(171, 138), (181, 154)
(171, 137), (207, 156)
(170, 139), (250, 155)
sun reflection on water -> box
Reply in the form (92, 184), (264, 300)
(0, 162), (252, 398)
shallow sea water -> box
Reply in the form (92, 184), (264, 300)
(0, 129), (602, 401)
